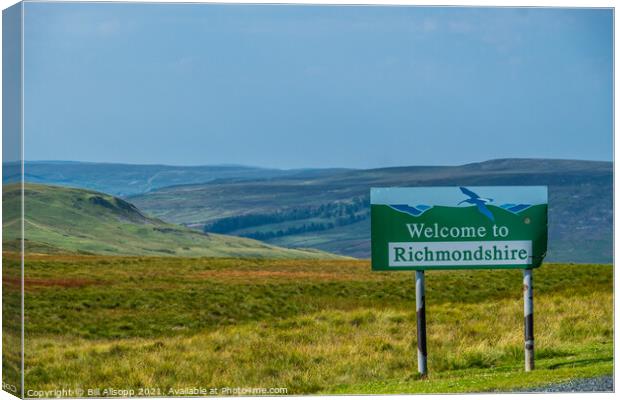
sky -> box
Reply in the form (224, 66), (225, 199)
(20, 3), (613, 169)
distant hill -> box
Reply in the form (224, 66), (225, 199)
(2, 183), (342, 259)
(15, 161), (349, 196)
(127, 159), (612, 263)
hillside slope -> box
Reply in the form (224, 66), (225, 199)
(16, 161), (349, 196)
(2, 183), (341, 259)
(129, 159), (612, 263)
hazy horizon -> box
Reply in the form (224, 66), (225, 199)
(18, 3), (613, 169)
(17, 155), (613, 171)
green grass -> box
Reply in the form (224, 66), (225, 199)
(7, 255), (612, 395)
(2, 183), (342, 259)
(3, 254), (23, 397)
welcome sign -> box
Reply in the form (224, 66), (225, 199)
(371, 186), (548, 270)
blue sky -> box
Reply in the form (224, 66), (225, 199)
(22, 3), (613, 169)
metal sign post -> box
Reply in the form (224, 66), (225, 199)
(415, 270), (428, 376)
(523, 268), (534, 371)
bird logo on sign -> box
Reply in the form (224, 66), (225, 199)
(458, 187), (495, 221)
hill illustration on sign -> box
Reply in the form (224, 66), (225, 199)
(371, 186), (548, 270)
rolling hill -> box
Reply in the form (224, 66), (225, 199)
(127, 159), (612, 263)
(16, 161), (349, 196)
(2, 183), (342, 259)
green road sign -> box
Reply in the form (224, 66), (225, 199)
(371, 186), (548, 271)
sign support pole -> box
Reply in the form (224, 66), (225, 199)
(415, 270), (428, 376)
(523, 268), (534, 371)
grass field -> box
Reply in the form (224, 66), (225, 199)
(4, 253), (612, 395)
